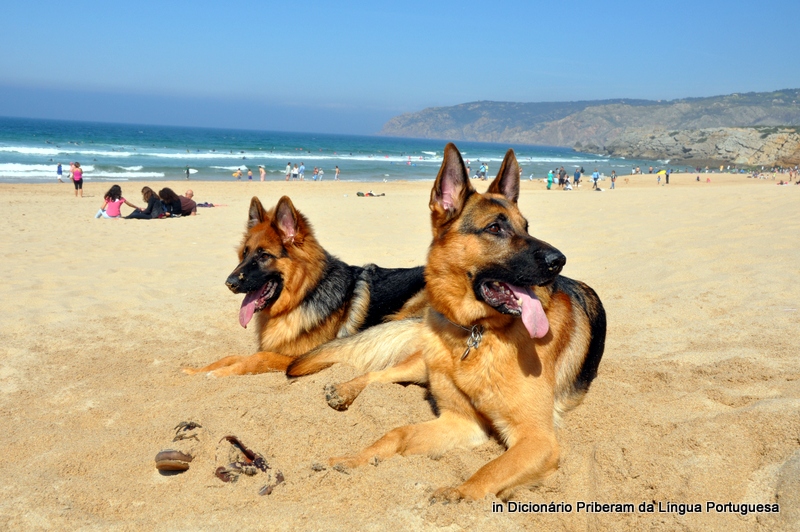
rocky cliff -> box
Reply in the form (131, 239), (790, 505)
(601, 127), (800, 166)
(379, 90), (800, 165)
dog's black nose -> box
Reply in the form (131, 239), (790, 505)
(226, 275), (241, 293)
(545, 250), (566, 272)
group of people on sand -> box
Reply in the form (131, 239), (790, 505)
(95, 186), (200, 219)
(284, 162), (340, 181)
(546, 166), (584, 190)
(466, 161), (489, 181)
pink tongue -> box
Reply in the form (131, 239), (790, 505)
(508, 285), (549, 339)
(239, 291), (260, 328)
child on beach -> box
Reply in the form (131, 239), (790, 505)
(95, 185), (138, 219)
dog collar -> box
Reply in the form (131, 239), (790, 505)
(438, 314), (483, 360)
(460, 324), (484, 360)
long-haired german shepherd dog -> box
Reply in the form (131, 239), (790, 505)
(184, 195), (426, 377)
(291, 144), (606, 502)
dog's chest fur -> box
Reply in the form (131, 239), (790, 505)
(428, 321), (557, 442)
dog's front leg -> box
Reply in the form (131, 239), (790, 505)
(431, 430), (560, 503)
(325, 351), (427, 410)
(183, 351), (294, 376)
(329, 411), (487, 468)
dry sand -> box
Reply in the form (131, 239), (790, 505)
(0, 173), (798, 531)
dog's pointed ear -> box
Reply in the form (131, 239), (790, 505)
(272, 196), (303, 245)
(430, 143), (474, 224)
(487, 149), (520, 203)
(248, 197), (268, 228)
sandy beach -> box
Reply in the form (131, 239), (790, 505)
(0, 172), (798, 531)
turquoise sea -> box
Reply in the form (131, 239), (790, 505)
(0, 116), (665, 183)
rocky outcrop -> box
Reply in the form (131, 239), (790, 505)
(379, 89), (800, 165)
(601, 127), (800, 166)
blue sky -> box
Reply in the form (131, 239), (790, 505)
(1, 0), (798, 134)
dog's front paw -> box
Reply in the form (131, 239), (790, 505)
(430, 487), (464, 505)
(324, 384), (350, 411)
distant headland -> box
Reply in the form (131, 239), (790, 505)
(379, 90), (800, 166)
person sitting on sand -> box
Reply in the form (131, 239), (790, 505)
(95, 185), (138, 219)
(180, 190), (197, 216)
(125, 187), (164, 219)
(159, 188), (183, 217)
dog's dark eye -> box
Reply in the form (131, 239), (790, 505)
(486, 223), (501, 235)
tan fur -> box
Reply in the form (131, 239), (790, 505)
(287, 318), (424, 380)
(329, 144), (604, 502)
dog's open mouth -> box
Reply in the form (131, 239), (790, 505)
(239, 280), (280, 328)
(480, 281), (549, 339)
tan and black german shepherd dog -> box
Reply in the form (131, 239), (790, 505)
(289, 144), (606, 502)
(184, 195), (426, 377)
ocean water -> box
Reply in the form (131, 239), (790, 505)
(0, 116), (664, 183)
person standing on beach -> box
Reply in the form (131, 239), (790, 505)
(291, 164), (299, 180)
(665, 168), (670, 185)
(247, 169), (253, 180)
(592, 168), (600, 189)
(298, 163), (305, 181)
(185, 166), (190, 180)
(259, 166), (266, 181)
(335, 166), (340, 180)
(610, 170), (616, 189)
(71, 162), (84, 197)
(285, 162), (291, 181)
(318, 167), (324, 181)
(57, 163), (64, 183)
(547, 170), (554, 190)
(574, 168), (581, 187)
